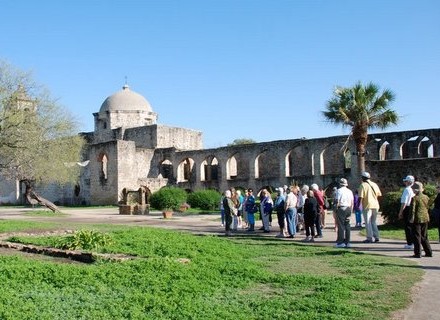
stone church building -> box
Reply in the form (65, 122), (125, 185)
(1, 85), (439, 206)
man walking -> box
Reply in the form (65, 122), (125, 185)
(358, 172), (382, 243)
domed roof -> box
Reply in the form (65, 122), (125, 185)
(99, 84), (153, 113)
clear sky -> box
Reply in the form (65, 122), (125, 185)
(1, 0), (439, 148)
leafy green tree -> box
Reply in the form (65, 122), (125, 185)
(227, 138), (256, 146)
(322, 81), (399, 174)
(0, 60), (85, 211)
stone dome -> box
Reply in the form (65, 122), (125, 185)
(99, 84), (153, 113)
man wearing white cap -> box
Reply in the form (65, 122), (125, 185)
(334, 178), (354, 248)
(398, 175), (415, 249)
(358, 172), (382, 243)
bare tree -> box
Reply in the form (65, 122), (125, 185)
(0, 60), (85, 211)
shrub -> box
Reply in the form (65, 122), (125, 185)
(54, 229), (112, 251)
(380, 191), (402, 226)
(150, 187), (187, 211)
(187, 189), (221, 211)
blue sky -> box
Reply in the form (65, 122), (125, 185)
(1, 0), (439, 148)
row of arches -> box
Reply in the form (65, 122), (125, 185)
(160, 134), (436, 184)
(162, 145), (351, 184)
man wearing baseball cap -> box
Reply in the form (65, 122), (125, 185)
(398, 175), (416, 249)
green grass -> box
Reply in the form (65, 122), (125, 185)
(22, 209), (68, 217)
(373, 224), (440, 242)
(0, 220), (60, 233)
(0, 221), (422, 320)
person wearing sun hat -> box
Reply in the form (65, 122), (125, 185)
(358, 171), (382, 243)
(409, 181), (432, 258)
(398, 175), (416, 249)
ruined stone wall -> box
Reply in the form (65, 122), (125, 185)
(166, 128), (440, 194)
(123, 126), (156, 148)
(156, 125), (203, 150)
(367, 158), (440, 193)
(88, 141), (120, 205)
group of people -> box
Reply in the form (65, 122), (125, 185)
(221, 172), (439, 258)
(220, 184), (327, 239)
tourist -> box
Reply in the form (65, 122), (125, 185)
(358, 171), (382, 243)
(398, 175), (415, 249)
(303, 190), (318, 242)
(410, 182), (433, 258)
(245, 188), (256, 232)
(334, 178), (354, 248)
(260, 189), (273, 233)
(331, 186), (338, 232)
(274, 187), (287, 238)
(353, 190), (363, 228)
(310, 184), (324, 237)
(222, 190), (236, 236)
(284, 186), (298, 238)
(236, 190), (244, 229)
(297, 185), (309, 233)
(219, 192), (225, 227)
(242, 190), (249, 229)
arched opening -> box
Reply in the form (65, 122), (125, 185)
(227, 155), (237, 180)
(98, 153), (108, 184)
(419, 136), (434, 158)
(201, 156), (219, 182)
(319, 150), (325, 175)
(177, 158), (195, 182)
(255, 150), (273, 179)
(160, 159), (173, 179)
(285, 150), (293, 177)
(379, 141), (390, 160)
(343, 148), (351, 173)
(401, 136), (420, 159)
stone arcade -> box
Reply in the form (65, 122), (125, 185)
(1, 86), (439, 205)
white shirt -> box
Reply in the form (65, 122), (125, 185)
(401, 186), (414, 206)
(336, 186), (354, 208)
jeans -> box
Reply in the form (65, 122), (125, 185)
(247, 212), (255, 225)
(363, 208), (380, 240)
(354, 209), (362, 225)
(314, 214), (322, 236)
(285, 208), (297, 236)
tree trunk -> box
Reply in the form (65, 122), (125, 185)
(352, 125), (368, 176)
(357, 144), (366, 174)
(24, 181), (60, 213)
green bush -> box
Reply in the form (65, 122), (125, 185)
(187, 189), (221, 210)
(150, 187), (187, 211)
(380, 191), (402, 226)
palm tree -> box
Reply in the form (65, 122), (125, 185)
(322, 81), (399, 174)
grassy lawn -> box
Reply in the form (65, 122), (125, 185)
(372, 224), (439, 242)
(0, 220), (422, 320)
